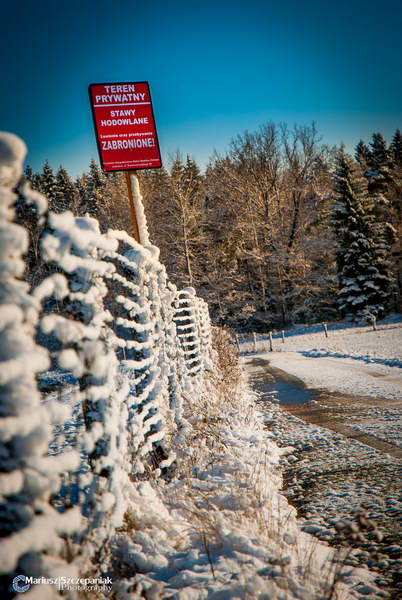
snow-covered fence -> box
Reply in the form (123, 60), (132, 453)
(0, 133), (214, 593)
(0, 134), (82, 595)
(104, 231), (188, 476)
(173, 287), (213, 376)
(37, 212), (134, 567)
(38, 211), (213, 520)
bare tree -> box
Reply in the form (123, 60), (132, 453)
(140, 153), (207, 288)
(206, 123), (337, 329)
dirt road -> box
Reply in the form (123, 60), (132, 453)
(244, 356), (402, 597)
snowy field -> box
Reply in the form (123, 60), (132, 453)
(244, 319), (402, 401)
(114, 377), (387, 600)
(241, 319), (402, 596)
(249, 320), (402, 454)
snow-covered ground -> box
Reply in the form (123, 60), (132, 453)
(241, 318), (402, 597)
(43, 320), (401, 599)
(246, 361), (402, 598)
(45, 366), (387, 599)
(244, 320), (402, 401)
(245, 320), (402, 456)
(114, 375), (383, 600)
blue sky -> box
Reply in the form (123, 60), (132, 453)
(2, 0), (401, 177)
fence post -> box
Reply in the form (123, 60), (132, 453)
(235, 333), (241, 353)
(372, 316), (377, 331)
(323, 323), (328, 338)
(281, 330), (285, 344)
(253, 332), (257, 353)
(268, 331), (273, 352)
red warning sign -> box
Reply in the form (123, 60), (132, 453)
(88, 81), (162, 172)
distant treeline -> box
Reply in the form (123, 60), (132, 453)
(18, 123), (402, 331)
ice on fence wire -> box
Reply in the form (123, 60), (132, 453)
(0, 133), (81, 583)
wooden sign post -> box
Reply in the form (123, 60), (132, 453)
(125, 171), (141, 243)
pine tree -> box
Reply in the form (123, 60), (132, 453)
(23, 164), (34, 182)
(14, 167), (47, 286)
(332, 149), (394, 320)
(365, 133), (393, 195)
(55, 165), (79, 213)
(24, 164), (43, 192)
(355, 139), (371, 166)
(84, 159), (108, 220)
(40, 160), (58, 210)
(370, 133), (391, 168)
(391, 129), (402, 166)
(75, 173), (88, 214)
(388, 129), (402, 310)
